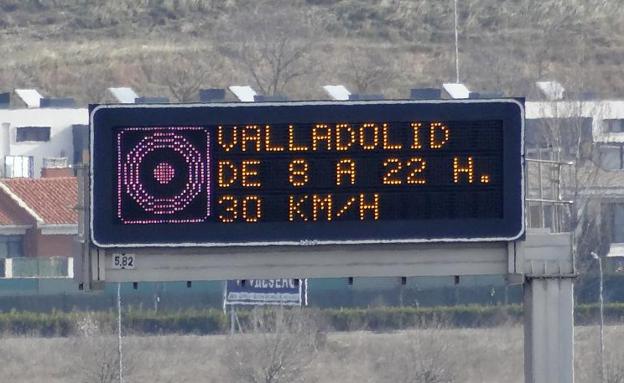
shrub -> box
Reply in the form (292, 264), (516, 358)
(1, 303), (623, 337)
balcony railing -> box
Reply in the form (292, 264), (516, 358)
(0, 257), (73, 279)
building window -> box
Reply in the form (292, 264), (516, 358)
(0, 235), (23, 258)
(16, 126), (51, 142)
(605, 119), (624, 133)
(598, 145), (623, 170)
(611, 204), (624, 243)
(4, 155), (34, 178)
(526, 117), (593, 160)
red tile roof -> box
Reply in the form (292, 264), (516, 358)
(0, 177), (78, 225)
(0, 200), (20, 225)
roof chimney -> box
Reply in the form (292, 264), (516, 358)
(108, 87), (139, 103)
(15, 89), (43, 108)
(228, 86), (257, 102)
(322, 85), (351, 101)
(442, 83), (470, 99)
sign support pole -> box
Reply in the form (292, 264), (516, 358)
(75, 162), (105, 290)
(230, 306), (236, 335)
(523, 276), (574, 383)
(520, 231), (575, 383)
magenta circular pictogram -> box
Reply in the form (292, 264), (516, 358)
(123, 131), (205, 215)
(153, 162), (176, 184)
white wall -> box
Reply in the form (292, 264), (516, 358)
(526, 100), (624, 143)
(0, 108), (88, 178)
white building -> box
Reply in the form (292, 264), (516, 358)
(525, 99), (624, 176)
(525, 97), (624, 259)
(0, 106), (88, 178)
(0, 87), (148, 179)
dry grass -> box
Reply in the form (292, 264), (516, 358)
(0, 325), (621, 383)
(1, 0), (624, 103)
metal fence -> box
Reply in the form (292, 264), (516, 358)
(526, 148), (575, 233)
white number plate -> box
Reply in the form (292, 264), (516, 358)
(112, 254), (135, 270)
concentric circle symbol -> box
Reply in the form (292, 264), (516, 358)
(123, 131), (205, 215)
(153, 162), (175, 184)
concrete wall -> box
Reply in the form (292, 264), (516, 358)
(34, 231), (73, 257)
(23, 229), (73, 258)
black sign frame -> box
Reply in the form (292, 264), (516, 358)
(90, 100), (524, 247)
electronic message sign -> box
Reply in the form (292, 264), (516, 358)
(90, 100), (524, 247)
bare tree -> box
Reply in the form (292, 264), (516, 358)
(607, 361), (624, 383)
(220, 3), (321, 96)
(374, 327), (456, 383)
(80, 337), (122, 383)
(341, 47), (394, 94)
(162, 53), (209, 102)
(72, 312), (134, 383)
(164, 52), (223, 102)
(525, 99), (615, 272)
(79, 65), (114, 104)
(138, 50), (226, 102)
(223, 307), (325, 383)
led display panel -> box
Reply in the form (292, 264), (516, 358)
(90, 100), (524, 247)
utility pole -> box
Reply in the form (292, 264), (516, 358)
(117, 282), (124, 383)
(454, 0), (460, 83)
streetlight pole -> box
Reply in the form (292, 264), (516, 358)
(591, 251), (605, 383)
(453, 0), (460, 83)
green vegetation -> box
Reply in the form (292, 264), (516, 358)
(1, 303), (622, 336)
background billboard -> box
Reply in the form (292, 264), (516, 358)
(225, 279), (307, 306)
